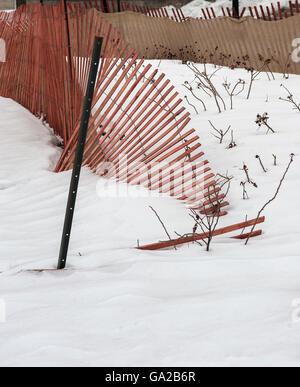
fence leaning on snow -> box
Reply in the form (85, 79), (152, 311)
(0, 0), (229, 215)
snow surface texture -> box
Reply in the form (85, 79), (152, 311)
(166, 0), (292, 17)
(0, 62), (300, 366)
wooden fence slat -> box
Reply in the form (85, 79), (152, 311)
(137, 217), (265, 250)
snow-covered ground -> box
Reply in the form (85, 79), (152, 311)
(0, 61), (300, 366)
(167, 0), (292, 17)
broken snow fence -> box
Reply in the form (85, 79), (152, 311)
(0, 1), (269, 260)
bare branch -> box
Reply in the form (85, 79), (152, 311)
(223, 78), (245, 109)
(209, 120), (230, 144)
(245, 153), (294, 245)
(184, 95), (198, 114)
(227, 130), (237, 149)
(242, 163), (258, 188)
(255, 154), (267, 173)
(149, 206), (176, 250)
(279, 84), (300, 112)
(189, 178), (231, 251)
(240, 181), (249, 200)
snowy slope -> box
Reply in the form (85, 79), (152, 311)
(0, 62), (300, 366)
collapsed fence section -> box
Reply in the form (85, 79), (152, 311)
(0, 1), (228, 215)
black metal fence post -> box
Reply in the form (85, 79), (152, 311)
(233, 0), (239, 18)
(16, 0), (26, 7)
(63, 0), (73, 81)
(117, 0), (121, 12)
(57, 36), (103, 270)
(103, 0), (109, 13)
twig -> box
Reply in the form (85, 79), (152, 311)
(245, 154), (294, 245)
(209, 120), (230, 144)
(186, 63), (226, 113)
(223, 78), (245, 109)
(227, 130), (237, 149)
(149, 206), (176, 250)
(189, 178), (231, 251)
(174, 231), (202, 246)
(246, 61), (269, 99)
(240, 181), (249, 200)
(183, 82), (207, 111)
(279, 84), (300, 112)
(242, 163), (258, 188)
(240, 215), (248, 235)
(184, 95), (198, 114)
(255, 154), (267, 173)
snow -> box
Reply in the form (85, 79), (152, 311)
(167, 0), (292, 17)
(0, 61), (300, 366)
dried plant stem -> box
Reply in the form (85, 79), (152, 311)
(182, 83), (207, 111)
(184, 95), (198, 114)
(279, 84), (300, 112)
(209, 120), (230, 144)
(240, 181), (249, 200)
(242, 163), (258, 188)
(189, 177), (231, 251)
(223, 78), (245, 109)
(186, 63), (226, 113)
(149, 206), (176, 250)
(227, 130), (237, 149)
(245, 154), (294, 245)
(247, 62), (268, 99)
(255, 155), (267, 173)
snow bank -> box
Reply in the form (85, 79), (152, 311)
(0, 60), (300, 366)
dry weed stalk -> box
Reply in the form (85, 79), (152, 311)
(183, 81), (207, 111)
(186, 62), (226, 113)
(227, 130), (237, 149)
(279, 84), (300, 112)
(245, 154), (294, 245)
(223, 78), (245, 109)
(246, 60), (271, 99)
(255, 113), (275, 134)
(188, 175), (232, 251)
(242, 163), (258, 188)
(255, 155), (267, 173)
(149, 206), (176, 250)
(184, 95), (198, 114)
(240, 181), (249, 200)
(209, 120), (230, 144)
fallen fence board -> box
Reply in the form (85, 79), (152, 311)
(137, 217), (265, 250)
